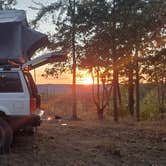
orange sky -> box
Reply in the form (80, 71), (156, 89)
(16, 1), (93, 85)
(31, 66), (70, 84)
(32, 66), (93, 85)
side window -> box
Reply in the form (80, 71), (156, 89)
(0, 72), (23, 93)
(24, 72), (41, 108)
(24, 74), (33, 96)
(24, 73), (38, 97)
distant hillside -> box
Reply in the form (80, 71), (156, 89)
(37, 84), (93, 94)
(37, 84), (71, 93)
(37, 83), (155, 97)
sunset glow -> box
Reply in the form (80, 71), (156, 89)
(82, 77), (93, 85)
(31, 66), (95, 85)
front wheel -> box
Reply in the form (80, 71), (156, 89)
(0, 117), (13, 154)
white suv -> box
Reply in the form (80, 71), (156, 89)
(0, 67), (41, 125)
(0, 52), (67, 153)
(0, 10), (67, 153)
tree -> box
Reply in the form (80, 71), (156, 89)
(70, 0), (77, 120)
(77, 0), (138, 121)
(32, 0), (80, 120)
(114, 0), (166, 121)
(78, 0), (166, 121)
(150, 49), (166, 114)
(32, 0), (165, 121)
(0, 0), (16, 10)
(80, 37), (111, 120)
(78, 0), (127, 122)
(133, 0), (166, 120)
(142, 31), (166, 114)
(77, 0), (113, 120)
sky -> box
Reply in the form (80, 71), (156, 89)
(15, 0), (90, 85)
(16, 0), (52, 20)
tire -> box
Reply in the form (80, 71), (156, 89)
(0, 125), (5, 154)
(0, 117), (13, 154)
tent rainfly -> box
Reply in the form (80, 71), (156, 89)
(0, 10), (48, 64)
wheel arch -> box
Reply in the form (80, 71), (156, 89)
(0, 106), (10, 117)
(0, 111), (6, 117)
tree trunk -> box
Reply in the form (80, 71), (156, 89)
(113, 63), (119, 122)
(97, 67), (100, 107)
(72, 60), (77, 120)
(117, 75), (122, 106)
(117, 75), (123, 117)
(97, 108), (104, 120)
(128, 63), (134, 116)
(160, 82), (165, 113)
(71, 0), (77, 120)
(135, 56), (140, 121)
(161, 75), (166, 113)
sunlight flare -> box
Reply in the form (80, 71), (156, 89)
(82, 77), (93, 85)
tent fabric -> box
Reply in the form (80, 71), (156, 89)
(22, 26), (48, 60)
(0, 10), (26, 23)
(0, 10), (48, 64)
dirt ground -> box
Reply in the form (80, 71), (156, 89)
(0, 119), (166, 166)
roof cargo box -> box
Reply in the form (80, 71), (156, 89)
(0, 10), (48, 65)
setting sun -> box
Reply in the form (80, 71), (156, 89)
(82, 77), (93, 85)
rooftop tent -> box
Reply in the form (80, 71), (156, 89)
(0, 10), (48, 64)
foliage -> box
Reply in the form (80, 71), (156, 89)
(77, 0), (166, 121)
(142, 48), (166, 113)
(0, 0), (16, 10)
(140, 89), (160, 120)
(32, 0), (80, 119)
(33, 0), (166, 121)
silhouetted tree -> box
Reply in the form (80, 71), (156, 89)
(80, 39), (111, 120)
(0, 0), (16, 10)
(77, 0), (112, 120)
(31, 0), (165, 121)
(32, 0), (79, 120)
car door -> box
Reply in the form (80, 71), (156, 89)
(0, 71), (30, 115)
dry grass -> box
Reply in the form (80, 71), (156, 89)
(0, 119), (165, 166)
(0, 92), (166, 165)
(40, 92), (98, 120)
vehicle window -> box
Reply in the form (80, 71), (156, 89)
(0, 72), (23, 93)
(24, 73), (38, 97)
(24, 72), (41, 108)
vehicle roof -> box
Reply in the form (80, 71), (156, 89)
(0, 67), (22, 72)
(0, 10), (48, 65)
(0, 10), (27, 24)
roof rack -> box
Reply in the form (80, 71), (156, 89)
(0, 65), (19, 71)
(0, 60), (21, 70)
(0, 52), (68, 71)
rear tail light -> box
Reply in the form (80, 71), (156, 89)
(30, 98), (37, 112)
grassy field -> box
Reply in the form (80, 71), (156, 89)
(0, 89), (166, 166)
(38, 84), (166, 121)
